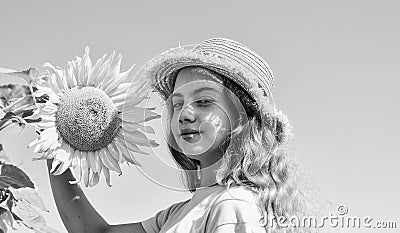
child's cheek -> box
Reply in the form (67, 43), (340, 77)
(203, 111), (229, 132)
(170, 115), (180, 139)
(201, 112), (230, 142)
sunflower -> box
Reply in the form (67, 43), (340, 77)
(28, 47), (160, 187)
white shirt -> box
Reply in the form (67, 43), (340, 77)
(141, 185), (266, 233)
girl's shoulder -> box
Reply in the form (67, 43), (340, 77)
(213, 185), (258, 205)
(206, 186), (265, 232)
(209, 185), (261, 218)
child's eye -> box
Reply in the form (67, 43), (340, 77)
(196, 99), (214, 107)
(172, 102), (183, 109)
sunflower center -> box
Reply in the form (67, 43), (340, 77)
(56, 86), (121, 151)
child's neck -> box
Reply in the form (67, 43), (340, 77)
(198, 159), (221, 188)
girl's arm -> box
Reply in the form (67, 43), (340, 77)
(47, 160), (146, 233)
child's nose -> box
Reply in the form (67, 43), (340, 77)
(179, 105), (195, 124)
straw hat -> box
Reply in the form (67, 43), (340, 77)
(143, 38), (276, 116)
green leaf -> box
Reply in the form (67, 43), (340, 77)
(0, 176), (26, 189)
(0, 164), (34, 189)
(0, 68), (17, 74)
(0, 207), (15, 232)
(0, 67), (41, 84)
(9, 188), (47, 212)
(0, 112), (16, 131)
(0, 144), (10, 164)
(33, 226), (59, 233)
(0, 84), (33, 110)
(12, 200), (44, 227)
(11, 200), (58, 233)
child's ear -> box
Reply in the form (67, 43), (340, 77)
(274, 117), (285, 144)
(259, 112), (289, 146)
(272, 112), (292, 145)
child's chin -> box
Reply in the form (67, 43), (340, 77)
(178, 139), (210, 155)
(181, 146), (208, 157)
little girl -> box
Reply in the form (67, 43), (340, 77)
(48, 38), (310, 233)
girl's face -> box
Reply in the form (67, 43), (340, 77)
(169, 67), (240, 167)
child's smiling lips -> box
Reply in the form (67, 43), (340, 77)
(180, 128), (200, 136)
(180, 128), (201, 143)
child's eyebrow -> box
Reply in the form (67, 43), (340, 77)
(192, 87), (220, 96)
(171, 87), (220, 99)
(170, 92), (183, 99)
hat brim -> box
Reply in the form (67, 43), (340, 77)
(142, 46), (263, 101)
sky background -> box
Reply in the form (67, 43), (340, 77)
(1, 1), (399, 232)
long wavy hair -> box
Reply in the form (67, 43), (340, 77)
(165, 67), (312, 232)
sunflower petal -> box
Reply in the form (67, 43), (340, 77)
(87, 150), (101, 173)
(71, 149), (82, 168)
(96, 151), (103, 174)
(32, 150), (56, 161)
(52, 160), (70, 176)
(108, 143), (123, 163)
(110, 92), (128, 104)
(40, 115), (56, 122)
(104, 63), (134, 95)
(88, 54), (107, 86)
(29, 133), (49, 148)
(68, 151), (82, 184)
(97, 52), (115, 88)
(83, 169), (90, 187)
(122, 147), (142, 166)
(42, 62), (55, 70)
(127, 79), (147, 94)
(101, 54), (122, 91)
(54, 142), (73, 164)
(50, 144), (73, 175)
(122, 107), (160, 124)
(33, 142), (49, 153)
(78, 47), (92, 86)
(35, 87), (60, 103)
(65, 61), (78, 88)
(34, 120), (56, 129)
(98, 147), (121, 174)
(115, 139), (142, 166)
(50, 147), (72, 175)
(81, 152), (90, 187)
(36, 102), (58, 115)
(48, 136), (62, 151)
(43, 63), (63, 92)
(38, 127), (58, 140)
(109, 53), (122, 76)
(44, 74), (62, 94)
(114, 96), (148, 110)
(28, 127), (58, 148)
(51, 66), (68, 91)
(122, 121), (155, 134)
(89, 172), (100, 187)
(50, 159), (62, 174)
(35, 137), (60, 153)
(104, 146), (122, 173)
(71, 57), (82, 84)
(118, 135), (148, 156)
(108, 83), (130, 97)
(69, 166), (82, 185)
(36, 77), (61, 100)
(117, 130), (158, 147)
(102, 166), (111, 187)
